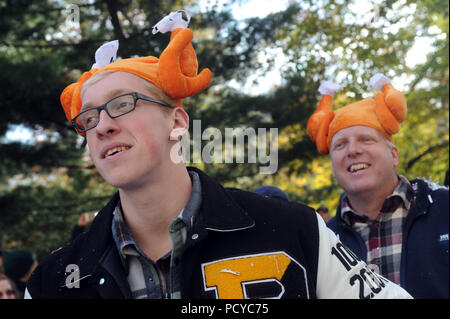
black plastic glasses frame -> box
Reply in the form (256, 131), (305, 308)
(72, 92), (175, 132)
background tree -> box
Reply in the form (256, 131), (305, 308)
(0, 0), (448, 259)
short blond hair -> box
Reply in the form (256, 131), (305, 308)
(81, 70), (178, 109)
(384, 137), (396, 150)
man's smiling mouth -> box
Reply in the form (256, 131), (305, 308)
(104, 146), (131, 158)
(348, 163), (369, 172)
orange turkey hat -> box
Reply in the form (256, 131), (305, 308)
(307, 74), (407, 154)
(60, 10), (212, 136)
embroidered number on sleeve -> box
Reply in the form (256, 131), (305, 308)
(331, 242), (388, 299)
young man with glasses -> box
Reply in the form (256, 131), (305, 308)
(26, 12), (411, 299)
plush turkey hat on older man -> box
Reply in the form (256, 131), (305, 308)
(307, 74), (407, 154)
(60, 10), (212, 136)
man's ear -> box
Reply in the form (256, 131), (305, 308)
(169, 107), (189, 141)
(391, 146), (399, 168)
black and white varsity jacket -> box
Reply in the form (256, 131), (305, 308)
(26, 167), (411, 299)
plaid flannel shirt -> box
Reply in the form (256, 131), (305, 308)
(340, 175), (415, 284)
(111, 171), (202, 299)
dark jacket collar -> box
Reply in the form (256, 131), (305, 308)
(72, 167), (255, 283)
(333, 177), (437, 226)
(54, 192), (122, 294)
(91, 167), (255, 234)
(186, 166), (255, 232)
(408, 178), (435, 216)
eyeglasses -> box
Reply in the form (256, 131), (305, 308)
(72, 92), (175, 132)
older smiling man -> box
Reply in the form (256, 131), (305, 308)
(308, 75), (449, 298)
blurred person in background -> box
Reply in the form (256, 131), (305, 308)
(3, 249), (38, 298)
(253, 185), (290, 201)
(71, 211), (96, 241)
(316, 206), (331, 222)
(0, 273), (20, 299)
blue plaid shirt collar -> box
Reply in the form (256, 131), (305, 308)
(111, 203), (139, 259)
(341, 175), (415, 225)
(111, 170), (202, 261)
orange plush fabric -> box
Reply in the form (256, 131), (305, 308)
(307, 79), (407, 154)
(60, 27), (212, 136)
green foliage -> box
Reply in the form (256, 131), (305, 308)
(0, 0), (448, 260)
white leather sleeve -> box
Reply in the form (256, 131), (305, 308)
(24, 287), (32, 299)
(315, 213), (412, 299)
